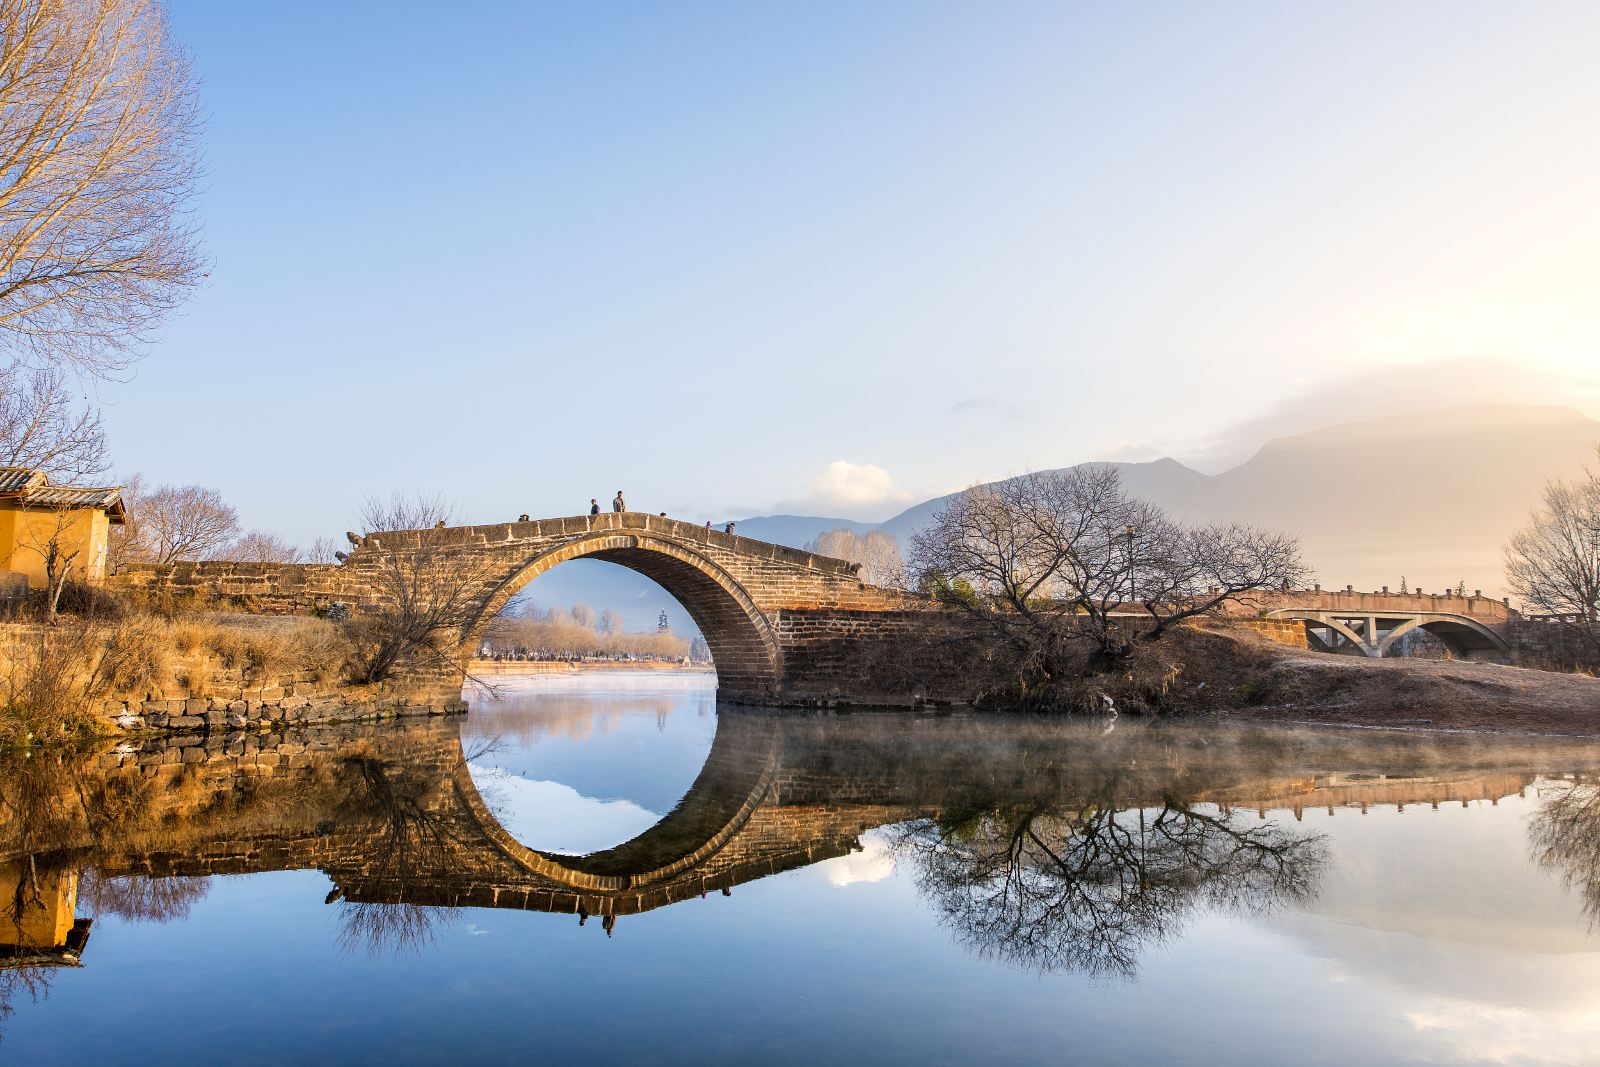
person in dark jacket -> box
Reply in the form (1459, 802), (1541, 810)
(589, 499), (600, 516)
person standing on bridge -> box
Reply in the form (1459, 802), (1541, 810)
(589, 498), (600, 516)
(613, 490), (627, 513)
(724, 522), (735, 535)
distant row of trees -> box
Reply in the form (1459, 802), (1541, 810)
(804, 527), (906, 586)
(485, 600), (692, 661)
(108, 477), (335, 567)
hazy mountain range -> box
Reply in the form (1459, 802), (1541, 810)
(526, 404), (1600, 629)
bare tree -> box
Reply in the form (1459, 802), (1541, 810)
(1530, 777), (1600, 927)
(14, 507), (81, 616)
(0, 0), (206, 376)
(104, 471), (149, 568)
(908, 466), (1307, 699)
(805, 527), (906, 587)
(1133, 520), (1309, 640)
(305, 535), (341, 565)
(597, 607), (621, 636)
(1505, 451), (1600, 659)
(140, 483), (238, 563)
(892, 796), (1325, 977)
(80, 870), (208, 923)
(222, 529), (300, 563)
(0, 362), (107, 479)
(344, 491), (492, 686)
(360, 491), (452, 535)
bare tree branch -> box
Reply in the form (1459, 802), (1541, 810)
(139, 482), (238, 562)
(0, 360), (106, 479)
(0, 0), (207, 376)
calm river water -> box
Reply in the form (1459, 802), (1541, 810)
(4, 670), (1600, 1065)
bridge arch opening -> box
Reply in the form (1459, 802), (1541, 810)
(1377, 617), (1508, 658)
(1269, 609), (1510, 660)
(463, 531), (783, 699)
(453, 709), (780, 892)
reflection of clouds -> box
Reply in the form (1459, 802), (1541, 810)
(1253, 787), (1600, 1063)
(470, 766), (662, 856)
(1401, 998), (1600, 1066)
(816, 832), (895, 888)
(1265, 792), (1598, 987)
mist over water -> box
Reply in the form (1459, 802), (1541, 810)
(4, 672), (1600, 1065)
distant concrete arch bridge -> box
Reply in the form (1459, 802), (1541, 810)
(1245, 588), (1516, 660)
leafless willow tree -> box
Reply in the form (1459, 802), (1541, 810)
(0, 362), (106, 479)
(908, 466), (1307, 698)
(805, 527), (906, 587)
(139, 483), (237, 562)
(0, 0), (206, 376)
(1505, 451), (1600, 659)
(305, 535), (341, 565)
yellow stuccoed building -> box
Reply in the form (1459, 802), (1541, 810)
(0, 467), (127, 591)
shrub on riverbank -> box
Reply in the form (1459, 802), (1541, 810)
(0, 612), (352, 748)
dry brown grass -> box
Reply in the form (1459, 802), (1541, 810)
(1175, 623), (1600, 736)
(0, 612), (354, 747)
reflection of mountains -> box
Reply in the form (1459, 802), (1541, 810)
(5, 715), (1600, 982)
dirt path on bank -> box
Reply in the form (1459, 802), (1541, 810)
(1183, 627), (1600, 737)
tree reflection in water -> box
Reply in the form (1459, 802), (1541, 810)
(1530, 778), (1600, 924)
(891, 798), (1327, 978)
(326, 742), (500, 957)
(80, 872), (208, 924)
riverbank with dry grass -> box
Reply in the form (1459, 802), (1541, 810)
(0, 613), (461, 749)
(6, 601), (1598, 747)
(1175, 624), (1600, 737)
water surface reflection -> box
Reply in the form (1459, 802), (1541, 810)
(3, 673), (1600, 1064)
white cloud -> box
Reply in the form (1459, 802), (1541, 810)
(811, 461), (910, 508)
(777, 460), (914, 519)
(1402, 999), (1600, 1065)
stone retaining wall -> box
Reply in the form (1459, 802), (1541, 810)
(92, 659), (463, 735)
(1236, 618), (1310, 649)
(1508, 619), (1599, 673)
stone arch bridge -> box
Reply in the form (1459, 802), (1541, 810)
(112, 512), (947, 705)
(109, 514), (1532, 699)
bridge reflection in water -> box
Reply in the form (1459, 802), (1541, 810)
(5, 712), (1600, 978)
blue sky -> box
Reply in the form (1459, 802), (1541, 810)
(99, 1), (1600, 547)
